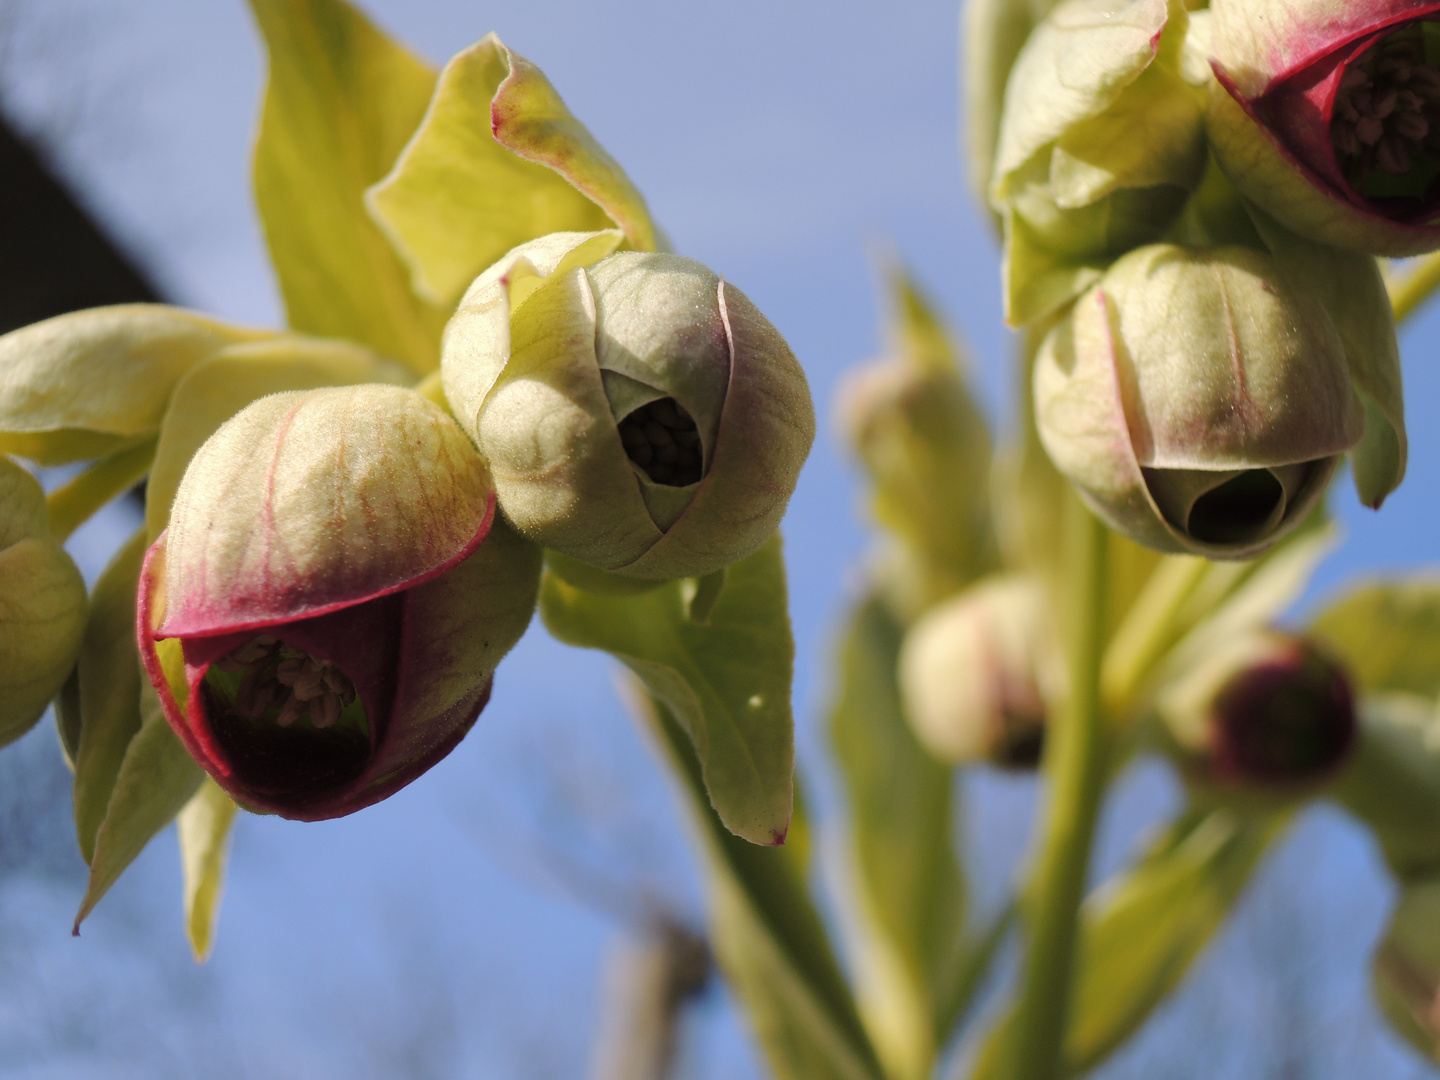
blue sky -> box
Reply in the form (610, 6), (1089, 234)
(2, 0), (1438, 1076)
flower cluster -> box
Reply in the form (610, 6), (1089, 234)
(990, 0), (1414, 558)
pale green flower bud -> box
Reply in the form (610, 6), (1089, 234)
(0, 455), (87, 745)
(1035, 243), (1365, 558)
(1374, 879), (1440, 1060)
(442, 232), (814, 580)
(989, 0), (1212, 323)
(898, 575), (1058, 768)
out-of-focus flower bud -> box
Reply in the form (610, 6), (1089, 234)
(836, 268), (997, 619)
(442, 232), (814, 581)
(1035, 243), (1364, 558)
(898, 575), (1058, 768)
(1374, 879), (1440, 1059)
(0, 456), (86, 746)
(989, 0), (1211, 323)
(137, 385), (541, 821)
(1209, 1), (1440, 255)
(1157, 630), (1356, 788)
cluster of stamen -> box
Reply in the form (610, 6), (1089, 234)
(617, 397), (703, 486)
(1332, 24), (1440, 196)
(212, 635), (358, 729)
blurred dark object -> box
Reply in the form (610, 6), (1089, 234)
(0, 107), (159, 334)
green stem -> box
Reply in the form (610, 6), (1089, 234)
(1388, 251), (1440, 324)
(1002, 497), (1110, 1080)
(46, 438), (156, 542)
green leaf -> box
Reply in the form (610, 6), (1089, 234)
(249, 0), (448, 373)
(1309, 579), (1440, 699)
(74, 680), (204, 932)
(628, 687), (883, 1080)
(1247, 207), (1405, 509)
(144, 335), (409, 539)
(367, 34), (652, 307)
(72, 528), (147, 865)
(45, 440), (157, 542)
(968, 807), (1287, 1078)
(1331, 694), (1440, 881)
(829, 596), (968, 1080)
(177, 779), (239, 962)
(0, 305), (264, 465)
(1065, 807), (1288, 1071)
(540, 535), (794, 845)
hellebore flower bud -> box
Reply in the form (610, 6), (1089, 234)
(1034, 243), (1364, 559)
(442, 231), (815, 581)
(1209, 1), (1440, 255)
(898, 575), (1058, 769)
(1375, 879), (1440, 1059)
(989, 0), (1211, 322)
(1157, 631), (1356, 789)
(0, 455), (87, 746)
(137, 385), (541, 820)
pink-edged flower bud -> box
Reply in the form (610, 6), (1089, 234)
(1035, 243), (1364, 559)
(1209, 0), (1440, 255)
(137, 385), (541, 820)
(1158, 631), (1356, 789)
(897, 575), (1059, 769)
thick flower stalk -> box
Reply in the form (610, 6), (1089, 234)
(1034, 242), (1365, 558)
(1209, 0), (1440, 254)
(1374, 878), (1440, 1057)
(137, 384), (541, 820)
(442, 231), (814, 580)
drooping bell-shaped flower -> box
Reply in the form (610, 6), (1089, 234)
(137, 385), (541, 820)
(1157, 630), (1356, 788)
(1209, 0), (1440, 254)
(0, 455), (87, 746)
(898, 575), (1058, 769)
(441, 231), (815, 581)
(1034, 242), (1364, 558)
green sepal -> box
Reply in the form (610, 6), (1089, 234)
(0, 456), (87, 746)
(177, 779), (239, 962)
(1246, 206), (1406, 509)
(367, 34), (655, 307)
(144, 335), (409, 540)
(628, 687), (883, 1080)
(248, 0), (448, 372)
(540, 534), (794, 846)
(0, 305), (264, 465)
(828, 595), (968, 1080)
(71, 528), (147, 866)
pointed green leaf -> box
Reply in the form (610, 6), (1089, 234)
(540, 535), (793, 846)
(969, 808), (1287, 1078)
(629, 687), (883, 1080)
(829, 596), (967, 1080)
(1247, 207), (1405, 508)
(72, 528), (147, 865)
(144, 335), (409, 539)
(1310, 580), (1440, 699)
(1332, 694), (1440, 881)
(249, 0), (448, 372)
(54, 663), (82, 770)
(0, 305), (264, 464)
(367, 34), (640, 306)
(74, 681), (204, 931)
(177, 779), (239, 962)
